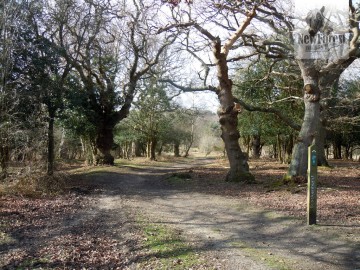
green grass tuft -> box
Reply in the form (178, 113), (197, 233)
(137, 217), (205, 269)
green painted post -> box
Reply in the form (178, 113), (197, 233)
(307, 143), (317, 225)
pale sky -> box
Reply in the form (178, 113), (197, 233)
(293, 0), (353, 30)
(294, 0), (350, 14)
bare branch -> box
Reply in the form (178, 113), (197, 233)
(233, 97), (301, 131)
(221, 6), (257, 56)
(157, 21), (195, 34)
(159, 79), (218, 93)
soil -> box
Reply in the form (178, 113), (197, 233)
(1, 157), (359, 269)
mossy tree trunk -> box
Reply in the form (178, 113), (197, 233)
(95, 122), (116, 165)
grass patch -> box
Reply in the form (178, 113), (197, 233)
(115, 159), (151, 169)
(166, 172), (192, 186)
(230, 240), (295, 270)
(137, 218), (204, 270)
(16, 257), (50, 269)
(69, 166), (129, 179)
(0, 231), (16, 245)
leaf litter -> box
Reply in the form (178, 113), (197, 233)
(0, 158), (359, 269)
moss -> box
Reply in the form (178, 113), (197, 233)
(0, 231), (16, 245)
(137, 218), (204, 270)
(283, 174), (293, 182)
(166, 176), (189, 185)
(226, 170), (255, 183)
(166, 172), (192, 186)
(282, 174), (306, 185)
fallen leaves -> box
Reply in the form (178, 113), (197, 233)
(168, 158), (360, 226)
(1, 157), (358, 269)
(0, 194), (135, 269)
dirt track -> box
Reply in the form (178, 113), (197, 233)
(1, 158), (359, 269)
(80, 159), (360, 270)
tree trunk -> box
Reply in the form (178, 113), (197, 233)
(317, 75), (336, 167)
(149, 138), (157, 160)
(134, 141), (142, 157)
(277, 135), (283, 163)
(47, 110), (55, 176)
(216, 55), (253, 182)
(316, 122), (329, 166)
(244, 135), (251, 156)
(0, 145), (9, 180)
(184, 141), (192, 157)
(326, 145), (329, 159)
(333, 135), (342, 159)
(80, 137), (85, 159)
(95, 124), (115, 165)
(184, 121), (194, 158)
(157, 143), (163, 156)
(58, 127), (67, 159)
(251, 134), (261, 159)
(81, 137), (97, 165)
(284, 134), (294, 164)
(174, 142), (180, 157)
(344, 145), (351, 160)
(123, 142), (129, 159)
(287, 60), (320, 179)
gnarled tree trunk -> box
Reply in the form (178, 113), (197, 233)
(287, 60), (320, 179)
(215, 40), (253, 182)
(95, 122), (115, 165)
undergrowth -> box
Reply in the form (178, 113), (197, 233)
(0, 172), (68, 197)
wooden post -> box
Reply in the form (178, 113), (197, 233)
(307, 143), (317, 225)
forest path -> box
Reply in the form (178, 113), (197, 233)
(77, 158), (359, 270)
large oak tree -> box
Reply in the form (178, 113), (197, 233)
(159, 0), (275, 182)
(49, 0), (175, 164)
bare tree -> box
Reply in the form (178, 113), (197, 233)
(160, 0), (359, 180)
(158, 0), (274, 182)
(246, 1), (360, 179)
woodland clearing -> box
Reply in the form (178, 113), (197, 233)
(0, 156), (359, 269)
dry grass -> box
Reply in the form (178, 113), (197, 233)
(0, 172), (68, 197)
